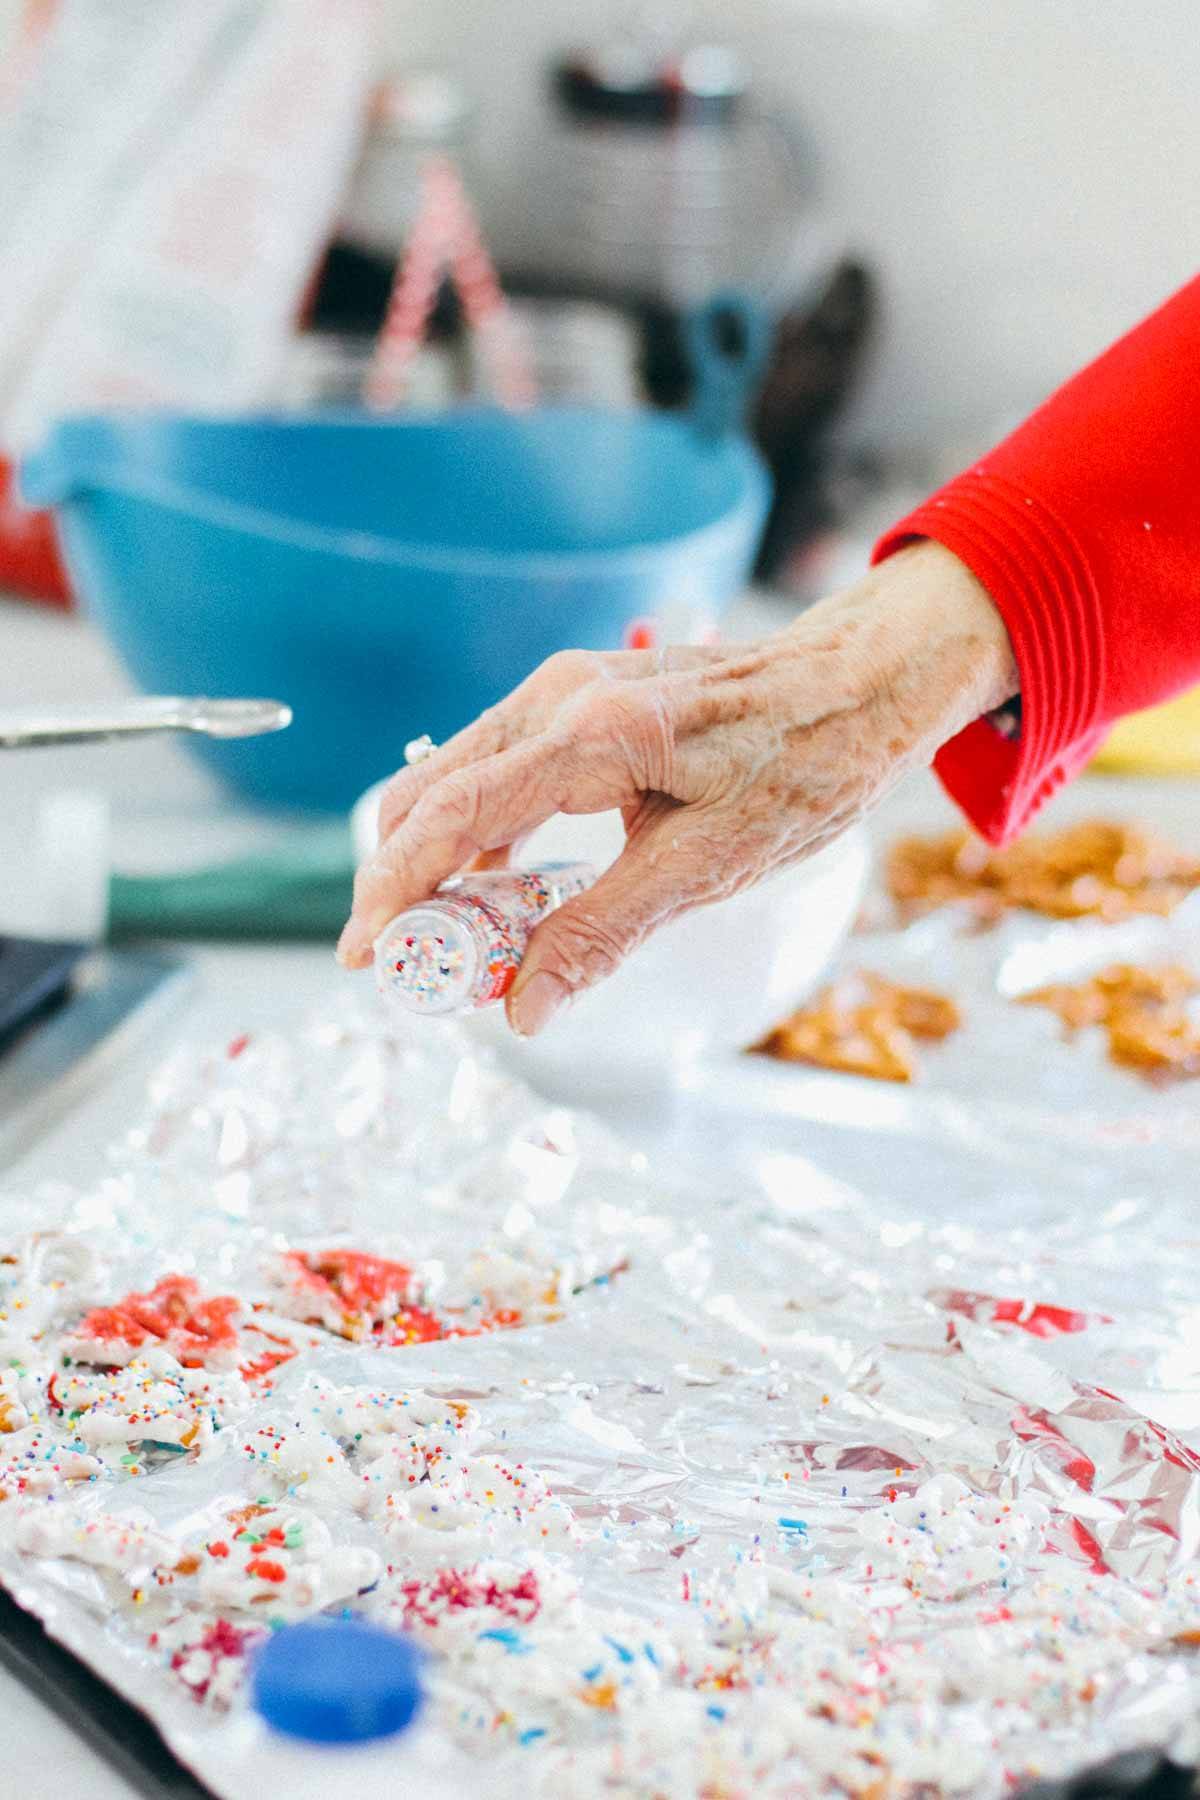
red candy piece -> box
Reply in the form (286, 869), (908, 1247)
(72, 1275), (241, 1368)
(475, 1307), (524, 1334)
(245, 1558), (287, 1583)
(369, 1301), (528, 1348)
(1069, 1517), (1110, 1575)
(443, 1306), (527, 1342)
(171, 1618), (263, 1703)
(237, 1323), (298, 1384)
(990, 1298), (1098, 1338)
(70, 1275), (297, 1381)
(1011, 1405), (1096, 1492)
(379, 1304), (451, 1347)
(284, 1249), (420, 1322)
(1145, 1415), (1200, 1475)
(935, 1288), (1109, 1339)
(279, 1245), (615, 1349)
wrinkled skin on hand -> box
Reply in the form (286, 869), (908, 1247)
(339, 542), (1018, 1036)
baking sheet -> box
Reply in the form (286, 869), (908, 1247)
(0, 1584), (211, 1799)
(1, 892), (1200, 1796)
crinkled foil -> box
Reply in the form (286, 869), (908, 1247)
(2, 897), (1200, 1798)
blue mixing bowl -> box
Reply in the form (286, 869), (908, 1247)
(22, 307), (771, 810)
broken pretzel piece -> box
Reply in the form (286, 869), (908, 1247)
(752, 973), (962, 1084)
(1107, 1004), (1200, 1077)
(888, 821), (1200, 923)
(1021, 962), (1200, 1080)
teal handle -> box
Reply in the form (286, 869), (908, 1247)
(19, 417), (116, 508)
(107, 830), (355, 943)
(683, 291), (771, 439)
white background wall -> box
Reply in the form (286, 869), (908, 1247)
(3, 0), (1193, 454)
(382, 0), (1200, 454)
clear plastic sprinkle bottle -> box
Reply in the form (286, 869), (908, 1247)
(374, 863), (595, 1018)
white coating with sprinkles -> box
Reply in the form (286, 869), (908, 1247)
(2, 883), (1200, 1794)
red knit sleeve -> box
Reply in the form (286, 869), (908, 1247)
(872, 273), (1200, 843)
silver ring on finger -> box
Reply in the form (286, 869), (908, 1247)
(404, 734), (438, 767)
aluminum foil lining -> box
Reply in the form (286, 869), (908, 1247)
(1, 895), (1200, 1797)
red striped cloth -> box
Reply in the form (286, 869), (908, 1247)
(366, 154), (533, 412)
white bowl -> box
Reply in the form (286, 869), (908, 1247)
(351, 779), (869, 1100)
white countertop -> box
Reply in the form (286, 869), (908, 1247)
(1, 589), (1197, 1796)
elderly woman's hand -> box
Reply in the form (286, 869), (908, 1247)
(338, 541), (1017, 1035)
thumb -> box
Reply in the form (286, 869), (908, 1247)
(506, 818), (708, 1037)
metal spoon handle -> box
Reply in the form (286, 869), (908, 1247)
(0, 697), (292, 748)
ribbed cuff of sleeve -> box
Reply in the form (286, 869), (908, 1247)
(871, 470), (1106, 844)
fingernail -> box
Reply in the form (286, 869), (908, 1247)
(510, 969), (570, 1037)
(336, 919), (375, 968)
(337, 895), (399, 966)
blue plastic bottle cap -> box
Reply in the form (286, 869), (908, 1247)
(252, 1619), (423, 1744)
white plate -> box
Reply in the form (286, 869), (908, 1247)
(351, 780), (869, 1105)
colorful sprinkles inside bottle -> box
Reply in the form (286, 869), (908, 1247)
(374, 864), (594, 1018)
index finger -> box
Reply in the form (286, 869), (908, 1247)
(374, 704), (515, 847)
(337, 718), (642, 967)
(375, 646), (679, 844)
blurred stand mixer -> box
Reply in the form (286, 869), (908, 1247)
(544, 34), (817, 310)
(533, 26), (878, 584)
(310, 37), (878, 587)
